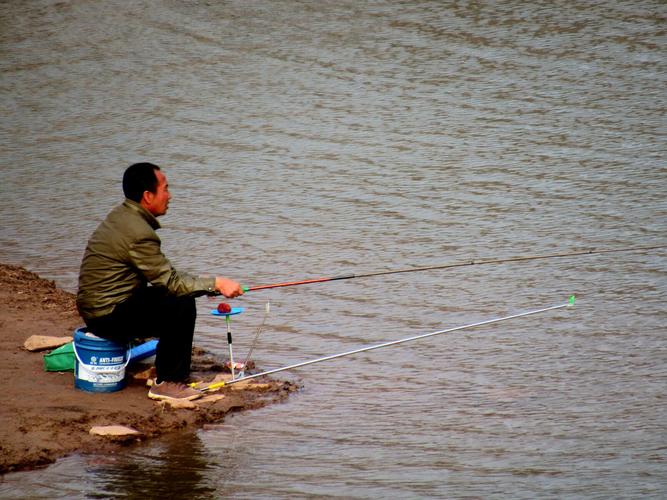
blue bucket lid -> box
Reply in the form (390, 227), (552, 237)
(74, 327), (110, 342)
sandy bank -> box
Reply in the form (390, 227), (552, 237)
(0, 264), (297, 474)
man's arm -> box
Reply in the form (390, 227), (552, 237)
(129, 236), (242, 297)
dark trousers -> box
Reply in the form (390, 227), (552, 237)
(84, 287), (196, 383)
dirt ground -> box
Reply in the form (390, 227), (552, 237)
(0, 264), (298, 474)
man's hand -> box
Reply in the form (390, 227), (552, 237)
(215, 277), (244, 298)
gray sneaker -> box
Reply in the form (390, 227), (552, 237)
(148, 381), (202, 402)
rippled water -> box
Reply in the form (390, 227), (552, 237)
(1, 0), (666, 498)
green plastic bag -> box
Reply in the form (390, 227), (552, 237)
(43, 342), (75, 372)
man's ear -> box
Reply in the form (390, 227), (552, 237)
(140, 190), (154, 209)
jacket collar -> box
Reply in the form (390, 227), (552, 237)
(123, 199), (161, 230)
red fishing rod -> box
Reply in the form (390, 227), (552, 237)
(241, 243), (666, 292)
(244, 274), (355, 291)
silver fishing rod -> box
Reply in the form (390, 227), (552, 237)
(219, 296), (576, 387)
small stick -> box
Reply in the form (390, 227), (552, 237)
(226, 315), (235, 379)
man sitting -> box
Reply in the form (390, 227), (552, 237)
(76, 162), (243, 401)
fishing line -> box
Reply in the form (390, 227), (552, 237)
(243, 301), (270, 368)
(242, 243), (666, 292)
(199, 296), (576, 391)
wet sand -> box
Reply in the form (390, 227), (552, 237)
(0, 264), (297, 474)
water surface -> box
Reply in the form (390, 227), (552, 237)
(1, 1), (666, 498)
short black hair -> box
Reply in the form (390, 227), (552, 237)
(123, 163), (160, 202)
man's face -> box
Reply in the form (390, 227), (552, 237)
(145, 169), (171, 217)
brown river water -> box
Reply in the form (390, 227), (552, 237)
(1, 1), (666, 498)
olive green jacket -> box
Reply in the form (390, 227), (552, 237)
(76, 199), (216, 320)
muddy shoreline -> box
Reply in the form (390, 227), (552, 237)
(0, 264), (297, 474)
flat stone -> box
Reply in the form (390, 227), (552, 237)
(229, 381), (271, 391)
(89, 425), (141, 437)
(24, 335), (72, 352)
(159, 399), (197, 410)
(132, 367), (156, 381)
(198, 394), (225, 404)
